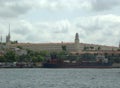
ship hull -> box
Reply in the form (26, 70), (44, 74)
(43, 63), (112, 68)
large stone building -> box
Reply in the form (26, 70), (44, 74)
(6, 32), (119, 53)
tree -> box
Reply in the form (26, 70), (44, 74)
(17, 46), (23, 49)
(31, 55), (45, 62)
(39, 51), (49, 57)
(62, 45), (67, 51)
(31, 56), (38, 62)
(0, 56), (5, 62)
(97, 46), (101, 51)
(90, 46), (94, 50)
(83, 46), (89, 51)
(17, 54), (27, 62)
(37, 55), (45, 62)
(4, 51), (16, 62)
(25, 50), (47, 62)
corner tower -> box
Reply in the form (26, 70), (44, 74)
(74, 33), (80, 52)
(75, 33), (79, 44)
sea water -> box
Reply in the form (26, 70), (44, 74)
(0, 68), (120, 88)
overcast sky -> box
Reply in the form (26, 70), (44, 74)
(0, 0), (120, 46)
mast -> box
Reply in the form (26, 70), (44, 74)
(8, 24), (10, 38)
(6, 24), (11, 44)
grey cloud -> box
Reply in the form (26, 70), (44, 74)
(35, 20), (70, 34)
(28, 0), (91, 11)
(75, 17), (103, 36)
(53, 22), (70, 33)
(2, 0), (120, 19)
(0, 0), (32, 18)
(26, 34), (39, 42)
(38, 0), (120, 12)
(91, 0), (120, 11)
(0, 0), (90, 19)
(53, 29), (68, 34)
(13, 28), (30, 35)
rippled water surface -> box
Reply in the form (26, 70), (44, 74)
(0, 68), (120, 88)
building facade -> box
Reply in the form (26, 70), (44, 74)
(7, 33), (119, 53)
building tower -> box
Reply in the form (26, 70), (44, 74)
(6, 24), (11, 44)
(75, 33), (79, 44)
(74, 33), (80, 52)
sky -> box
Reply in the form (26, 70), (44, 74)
(0, 0), (120, 46)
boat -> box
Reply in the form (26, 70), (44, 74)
(42, 54), (113, 68)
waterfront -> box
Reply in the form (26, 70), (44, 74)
(0, 68), (120, 88)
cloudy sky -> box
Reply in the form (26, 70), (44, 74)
(0, 0), (120, 46)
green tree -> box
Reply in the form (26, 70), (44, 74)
(32, 55), (45, 62)
(17, 54), (27, 62)
(0, 56), (5, 62)
(97, 46), (101, 51)
(17, 46), (23, 49)
(90, 46), (94, 50)
(39, 51), (49, 57)
(62, 45), (67, 51)
(4, 51), (16, 62)
(31, 56), (38, 62)
(37, 55), (45, 62)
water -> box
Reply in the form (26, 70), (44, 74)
(0, 68), (120, 88)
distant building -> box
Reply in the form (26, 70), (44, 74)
(7, 33), (119, 53)
(14, 48), (27, 56)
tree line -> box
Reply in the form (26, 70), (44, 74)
(0, 50), (48, 63)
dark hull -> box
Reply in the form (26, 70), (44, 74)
(43, 63), (112, 68)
